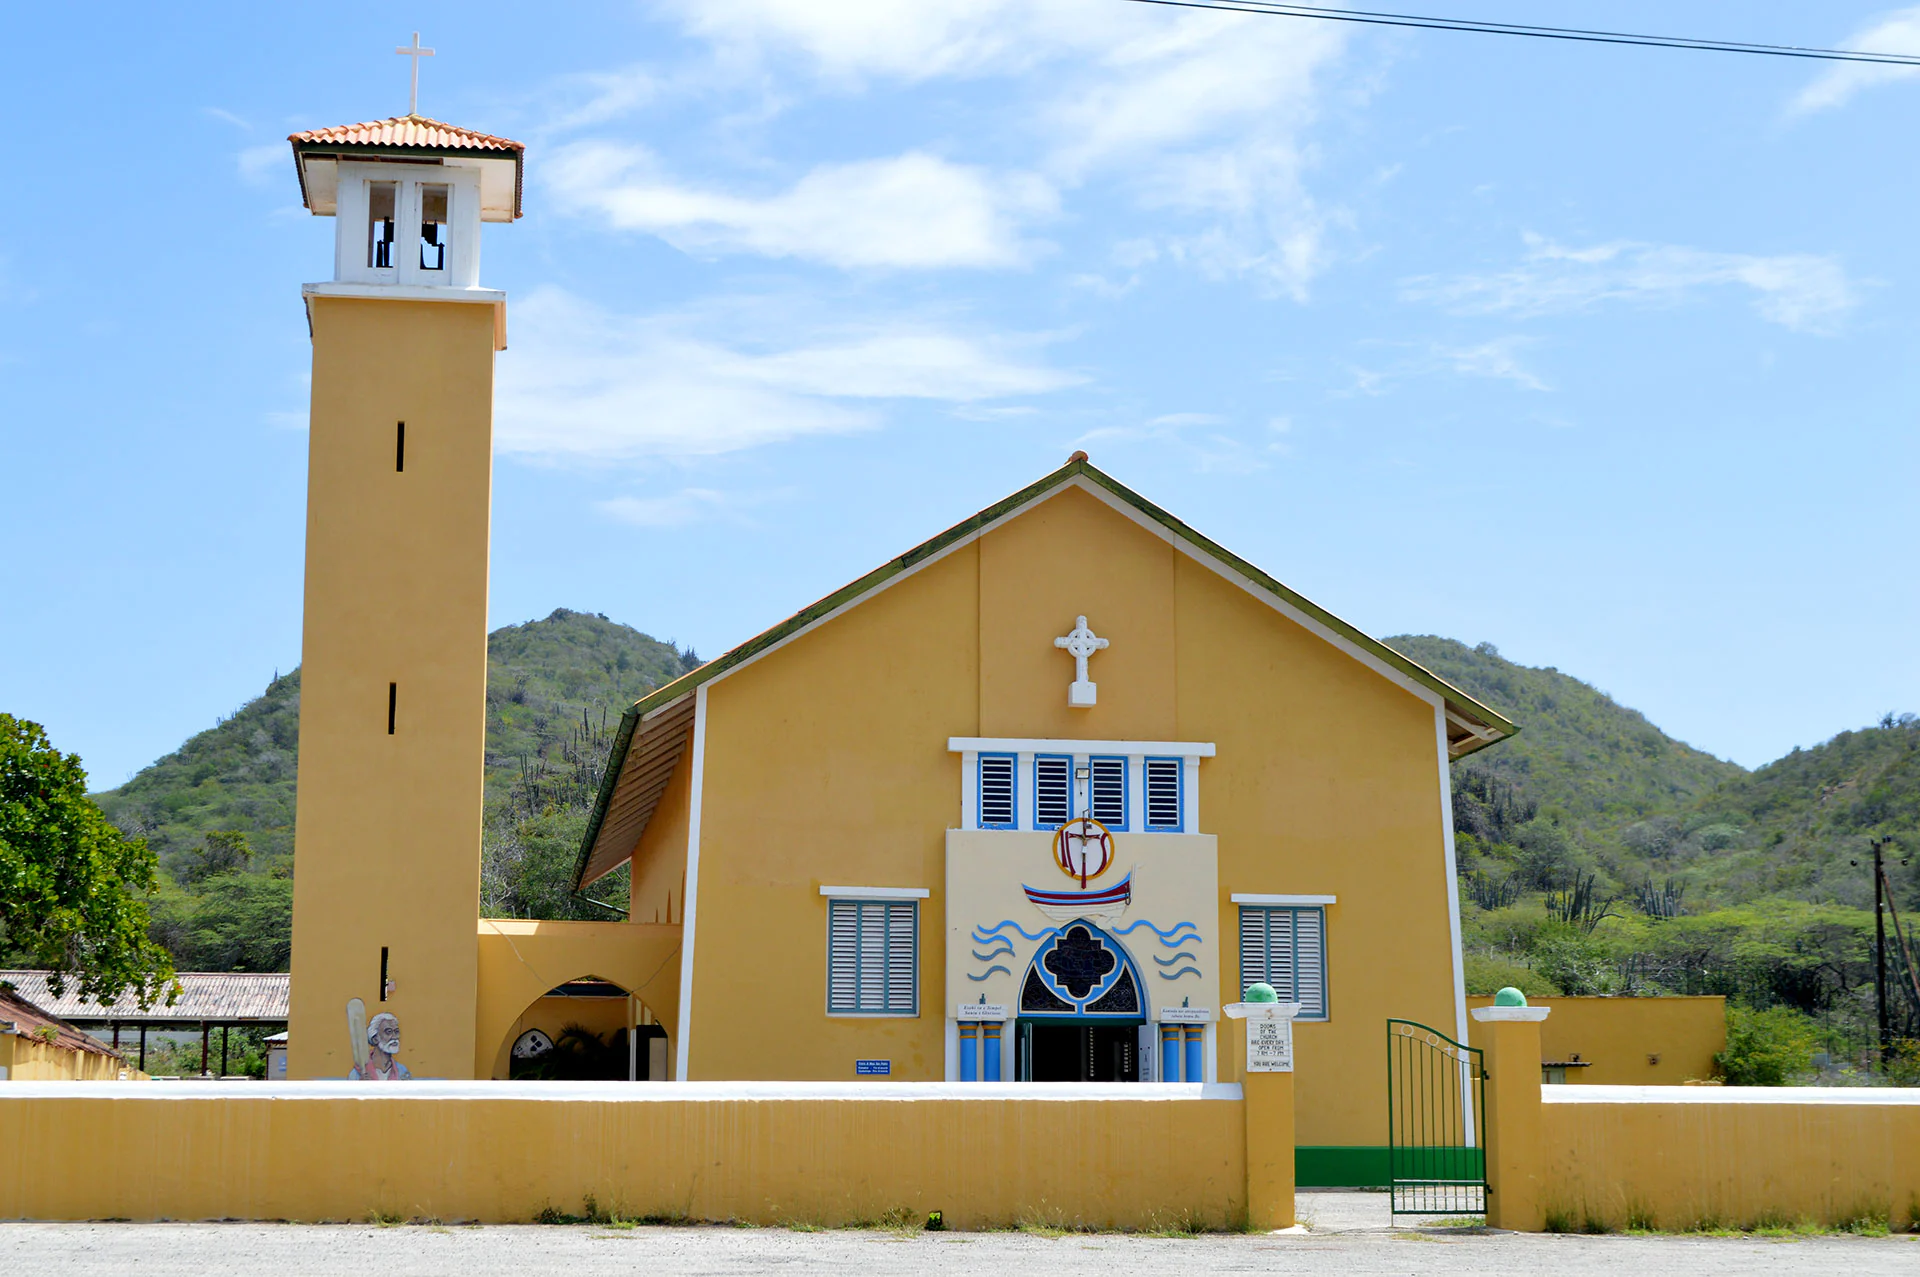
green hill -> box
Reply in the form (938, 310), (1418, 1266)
(94, 610), (696, 969)
(1683, 714), (1920, 910)
(1389, 636), (1743, 829)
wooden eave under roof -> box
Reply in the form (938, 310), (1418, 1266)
(573, 456), (1518, 888)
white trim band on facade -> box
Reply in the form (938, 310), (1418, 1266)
(1469, 1006), (1551, 1022)
(819, 886), (931, 900)
(0, 1079), (1248, 1102)
(1229, 893), (1337, 906)
(947, 737), (1216, 758)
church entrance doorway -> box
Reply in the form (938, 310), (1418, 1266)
(1019, 1020), (1141, 1082)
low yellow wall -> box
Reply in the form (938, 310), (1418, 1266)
(1466, 996), (1724, 1085)
(1540, 1089), (1920, 1230)
(0, 1036), (141, 1082)
(0, 1082), (1246, 1228)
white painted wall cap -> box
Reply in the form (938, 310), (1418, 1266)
(1469, 1006), (1551, 1022)
(1223, 1002), (1303, 1020)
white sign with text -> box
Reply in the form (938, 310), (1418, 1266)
(1246, 1017), (1294, 1073)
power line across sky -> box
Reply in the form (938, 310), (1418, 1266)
(1121, 0), (1920, 66)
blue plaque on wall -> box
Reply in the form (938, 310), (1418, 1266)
(855, 1059), (891, 1076)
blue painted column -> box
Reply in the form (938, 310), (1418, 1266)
(983, 1021), (1002, 1081)
(1184, 1026), (1204, 1083)
(959, 1023), (980, 1081)
(1160, 1023), (1182, 1082)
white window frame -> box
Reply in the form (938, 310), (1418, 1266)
(333, 162), (483, 289)
(1238, 903), (1330, 1021)
(824, 891), (924, 1018)
(949, 738), (1211, 833)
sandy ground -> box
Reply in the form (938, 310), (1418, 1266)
(3, 1192), (1914, 1275)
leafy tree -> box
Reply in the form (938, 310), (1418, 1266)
(1716, 1005), (1821, 1085)
(0, 714), (175, 1004)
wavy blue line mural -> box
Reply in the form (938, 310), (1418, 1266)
(1152, 951), (1198, 967)
(973, 919), (1054, 943)
(1113, 919), (1200, 945)
(1158, 965), (1203, 981)
(972, 945), (1015, 962)
(967, 965), (1012, 982)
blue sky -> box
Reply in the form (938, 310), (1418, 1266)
(3, 1), (1917, 786)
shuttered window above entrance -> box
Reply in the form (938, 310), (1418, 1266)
(978, 753), (1016, 829)
(1144, 757), (1183, 831)
(1089, 756), (1127, 828)
(1238, 905), (1328, 1020)
(1033, 755), (1072, 828)
(827, 899), (919, 1015)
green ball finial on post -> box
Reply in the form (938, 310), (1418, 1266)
(1493, 986), (1528, 1008)
(1244, 982), (1279, 1004)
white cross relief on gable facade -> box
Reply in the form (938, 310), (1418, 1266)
(1054, 615), (1109, 708)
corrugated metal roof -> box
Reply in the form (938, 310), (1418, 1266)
(288, 115), (522, 154)
(0, 985), (122, 1057)
(0, 971), (289, 1024)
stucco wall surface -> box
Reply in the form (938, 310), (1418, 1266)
(682, 482), (1459, 1152)
(1539, 1087), (1920, 1230)
(0, 1037), (140, 1082)
(1465, 996), (1725, 1085)
(0, 1082), (1246, 1228)
(290, 296), (498, 1081)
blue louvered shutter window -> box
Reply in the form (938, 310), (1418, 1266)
(978, 753), (1016, 829)
(1089, 756), (1127, 828)
(1144, 757), (1182, 831)
(1238, 906), (1328, 1020)
(827, 900), (919, 1015)
(1034, 755), (1072, 828)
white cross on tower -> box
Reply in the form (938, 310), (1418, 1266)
(396, 32), (435, 117)
(1054, 615), (1109, 708)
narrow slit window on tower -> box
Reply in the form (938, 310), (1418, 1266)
(419, 184), (450, 271)
(379, 946), (390, 1002)
(367, 181), (397, 269)
(1034, 755), (1072, 828)
(395, 421), (405, 472)
(387, 682), (397, 735)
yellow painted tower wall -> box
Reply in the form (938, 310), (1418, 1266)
(682, 484), (1458, 1147)
(288, 296), (497, 1080)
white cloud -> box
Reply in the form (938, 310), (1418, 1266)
(586, 1), (1350, 290)
(1439, 339), (1550, 392)
(1403, 235), (1858, 333)
(547, 143), (1053, 269)
(1793, 8), (1920, 114)
(656, 0), (1088, 84)
(1075, 411), (1268, 474)
(495, 288), (1082, 461)
(237, 143), (285, 187)
(1347, 338), (1549, 396)
(597, 487), (782, 528)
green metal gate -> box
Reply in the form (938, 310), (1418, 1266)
(1386, 1019), (1486, 1216)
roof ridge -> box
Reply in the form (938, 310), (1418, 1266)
(572, 455), (1517, 889)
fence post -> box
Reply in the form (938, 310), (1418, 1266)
(1471, 992), (1551, 1231)
(1226, 988), (1299, 1231)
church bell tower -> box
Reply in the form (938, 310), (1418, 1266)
(284, 111), (523, 1079)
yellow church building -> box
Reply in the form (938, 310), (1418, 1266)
(281, 110), (1515, 1185)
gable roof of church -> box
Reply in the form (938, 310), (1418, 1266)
(573, 454), (1517, 888)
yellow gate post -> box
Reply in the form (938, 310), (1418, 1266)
(1227, 983), (1299, 1231)
(1471, 989), (1551, 1231)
